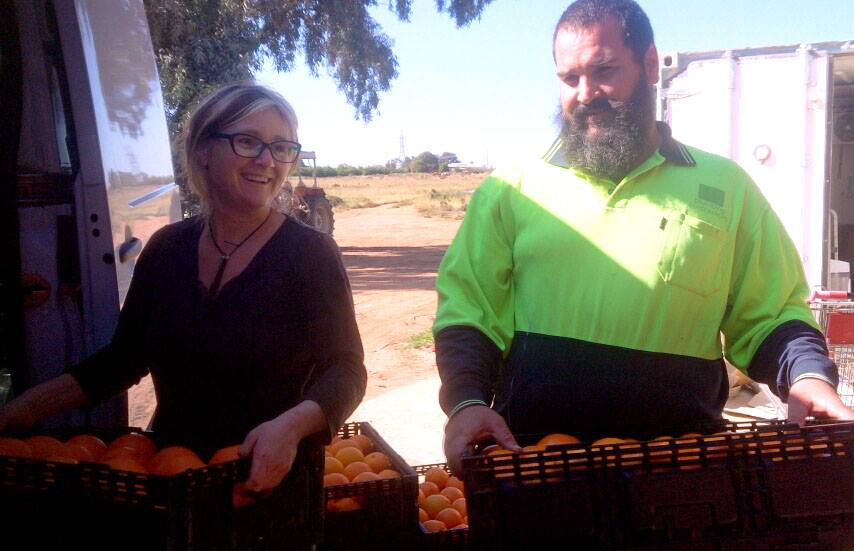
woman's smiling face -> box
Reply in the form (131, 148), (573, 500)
(201, 105), (296, 215)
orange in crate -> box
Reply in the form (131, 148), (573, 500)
(67, 434), (107, 460)
(108, 433), (157, 462)
(148, 446), (205, 476)
(422, 494), (452, 518)
(0, 437), (33, 458)
(25, 436), (64, 459)
(363, 451), (391, 473)
(209, 445), (240, 465)
(103, 455), (148, 474)
(435, 507), (463, 528)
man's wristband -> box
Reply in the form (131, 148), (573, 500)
(447, 399), (488, 420)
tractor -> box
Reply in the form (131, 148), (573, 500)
(287, 151), (335, 235)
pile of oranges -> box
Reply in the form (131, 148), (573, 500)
(323, 433), (401, 512)
(418, 466), (467, 533)
(0, 433), (241, 476)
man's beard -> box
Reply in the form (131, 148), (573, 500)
(556, 80), (656, 181)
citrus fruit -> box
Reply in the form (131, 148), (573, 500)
(67, 434), (107, 460)
(445, 475), (464, 491)
(62, 442), (95, 462)
(418, 489), (426, 507)
(422, 494), (452, 519)
(440, 486), (464, 502)
(420, 480), (439, 497)
(25, 436), (65, 459)
(328, 438), (359, 456)
(419, 508), (429, 522)
(377, 469), (400, 479)
(538, 433), (580, 447)
(109, 433), (157, 461)
(0, 437), (33, 458)
(331, 497), (362, 512)
(148, 446), (205, 475)
(335, 446), (364, 466)
(452, 497), (467, 517)
(421, 520), (446, 533)
(343, 460), (372, 480)
(323, 473), (349, 487)
(436, 507), (463, 528)
(325, 456), (345, 475)
(591, 437), (625, 447)
(232, 482), (255, 508)
(103, 455), (148, 473)
(363, 451), (391, 473)
(424, 467), (449, 489)
(351, 471), (380, 483)
(351, 434), (374, 454)
(209, 445), (240, 465)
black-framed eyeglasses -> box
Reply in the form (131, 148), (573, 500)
(211, 132), (302, 163)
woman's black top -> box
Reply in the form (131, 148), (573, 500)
(67, 216), (366, 456)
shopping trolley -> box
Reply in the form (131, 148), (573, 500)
(809, 290), (854, 407)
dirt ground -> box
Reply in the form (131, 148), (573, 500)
(128, 201), (465, 463)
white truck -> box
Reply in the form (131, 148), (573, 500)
(1, 0), (180, 426)
(659, 40), (854, 293)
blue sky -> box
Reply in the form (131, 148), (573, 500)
(255, 0), (854, 167)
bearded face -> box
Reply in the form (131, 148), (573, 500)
(556, 76), (656, 182)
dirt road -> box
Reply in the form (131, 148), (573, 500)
(128, 204), (461, 464)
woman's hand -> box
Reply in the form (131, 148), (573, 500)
(239, 400), (327, 493)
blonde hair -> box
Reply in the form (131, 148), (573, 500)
(178, 82), (299, 217)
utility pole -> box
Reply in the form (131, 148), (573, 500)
(399, 130), (406, 161)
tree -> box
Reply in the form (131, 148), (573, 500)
(144, 0), (495, 137)
(411, 151), (439, 173)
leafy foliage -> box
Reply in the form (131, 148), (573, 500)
(144, 0), (495, 137)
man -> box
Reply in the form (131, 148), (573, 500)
(434, 0), (853, 474)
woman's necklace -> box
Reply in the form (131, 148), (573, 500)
(206, 209), (273, 301)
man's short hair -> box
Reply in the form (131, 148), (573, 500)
(554, 0), (654, 62)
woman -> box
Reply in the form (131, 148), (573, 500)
(0, 83), (366, 492)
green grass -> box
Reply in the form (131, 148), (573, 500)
(406, 328), (435, 349)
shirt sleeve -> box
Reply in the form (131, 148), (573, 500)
(301, 233), (367, 441)
(433, 174), (518, 413)
(749, 320), (838, 399)
(720, 184), (826, 388)
(64, 227), (168, 404)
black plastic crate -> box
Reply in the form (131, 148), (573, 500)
(321, 421), (419, 549)
(0, 428), (324, 550)
(414, 462), (469, 550)
(461, 421), (854, 549)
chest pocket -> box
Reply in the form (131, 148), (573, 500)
(657, 211), (728, 297)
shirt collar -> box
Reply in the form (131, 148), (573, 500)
(544, 121), (696, 168)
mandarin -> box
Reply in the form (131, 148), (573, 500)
(440, 486), (464, 502)
(335, 446), (364, 466)
(148, 446), (204, 475)
(591, 437), (625, 447)
(351, 434), (374, 454)
(343, 461), (372, 480)
(331, 497), (362, 512)
(419, 508), (430, 522)
(421, 520), (446, 533)
(445, 475), (464, 491)
(418, 489), (426, 507)
(377, 469), (401, 479)
(26, 436), (65, 459)
(67, 434), (107, 460)
(328, 438), (359, 456)
(209, 445), (240, 465)
(104, 455), (148, 474)
(324, 472), (349, 487)
(363, 451), (391, 473)
(538, 433), (580, 447)
(422, 494), (452, 518)
(0, 437), (33, 458)
(109, 433), (157, 461)
(424, 467), (449, 488)
(351, 471), (380, 483)
(420, 481), (440, 497)
(325, 456), (345, 475)
(436, 507), (463, 528)
(452, 497), (467, 517)
(62, 442), (95, 462)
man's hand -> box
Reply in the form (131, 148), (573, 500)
(787, 378), (854, 424)
(443, 405), (521, 476)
